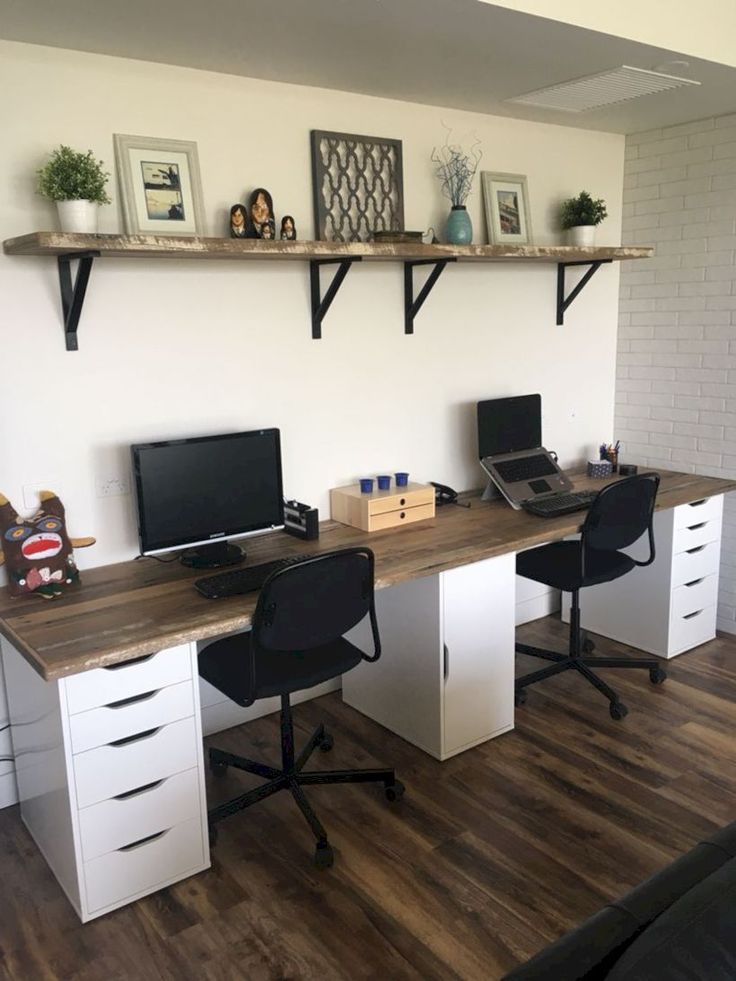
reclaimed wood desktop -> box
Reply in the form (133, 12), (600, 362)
(0, 468), (733, 682)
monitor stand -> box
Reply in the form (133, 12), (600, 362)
(180, 542), (245, 569)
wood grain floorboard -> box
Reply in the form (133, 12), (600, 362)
(1, 616), (736, 979)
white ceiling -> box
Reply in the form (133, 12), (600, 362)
(1, 0), (735, 133)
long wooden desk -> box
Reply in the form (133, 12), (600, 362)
(1, 469), (733, 681)
(0, 467), (733, 923)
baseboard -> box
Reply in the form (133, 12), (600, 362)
(201, 677), (341, 737)
(516, 590), (560, 626)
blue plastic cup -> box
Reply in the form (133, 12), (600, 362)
(377, 475), (391, 490)
(395, 472), (409, 487)
(359, 478), (374, 494)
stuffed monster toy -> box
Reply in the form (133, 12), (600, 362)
(0, 491), (95, 599)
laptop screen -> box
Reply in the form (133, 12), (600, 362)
(477, 394), (542, 458)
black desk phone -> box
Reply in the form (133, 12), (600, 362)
(431, 482), (471, 508)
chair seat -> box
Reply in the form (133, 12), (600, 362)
(199, 631), (363, 705)
(516, 539), (635, 592)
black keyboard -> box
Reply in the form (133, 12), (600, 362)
(522, 490), (598, 518)
(194, 556), (307, 599)
(494, 454), (557, 483)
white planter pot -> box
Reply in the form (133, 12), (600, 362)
(567, 225), (596, 247)
(57, 199), (98, 234)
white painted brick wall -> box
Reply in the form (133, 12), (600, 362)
(617, 113), (736, 635)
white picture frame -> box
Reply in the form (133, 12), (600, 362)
(482, 171), (532, 245)
(113, 134), (206, 236)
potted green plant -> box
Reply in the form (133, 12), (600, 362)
(37, 145), (111, 233)
(560, 190), (607, 247)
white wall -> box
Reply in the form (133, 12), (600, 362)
(0, 40), (624, 572)
(615, 113), (736, 634)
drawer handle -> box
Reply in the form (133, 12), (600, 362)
(103, 652), (157, 671)
(683, 609), (703, 620)
(686, 522), (707, 531)
(108, 726), (161, 747)
(686, 545), (706, 554)
(400, 498), (406, 506)
(688, 499), (707, 508)
(118, 828), (169, 852)
(400, 511), (406, 519)
(684, 578), (704, 588)
(443, 643), (449, 682)
(113, 778), (165, 801)
(105, 689), (159, 710)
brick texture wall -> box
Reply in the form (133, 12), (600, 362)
(617, 113), (736, 634)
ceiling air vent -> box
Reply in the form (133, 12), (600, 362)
(506, 65), (700, 113)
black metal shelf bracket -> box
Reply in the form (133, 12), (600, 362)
(57, 251), (99, 351)
(404, 258), (456, 334)
(556, 259), (612, 325)
(309, 257), (362, 339)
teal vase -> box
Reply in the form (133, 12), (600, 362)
(445, 205), (472, 245)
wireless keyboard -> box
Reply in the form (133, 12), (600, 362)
(194, 556), (307, 598)
(521, 489), (598, 518)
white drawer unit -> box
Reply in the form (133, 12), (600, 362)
(0, 638), (209, 923)
(84, 816), (205, 915)
(343, 552), (515, 760)
(68, 680), (195, 754)
(560, 494), (724, 659)
(73, 716), (200, 808)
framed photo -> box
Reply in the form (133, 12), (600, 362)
(113, 134), (206, 236)
(311, 129), (404, 242)
(482, 171), (532, 245)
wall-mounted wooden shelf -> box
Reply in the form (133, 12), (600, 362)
(3, 232), (654, 350)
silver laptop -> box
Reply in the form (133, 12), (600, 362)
(477, 394), (573, 509)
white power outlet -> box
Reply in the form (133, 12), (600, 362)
(96, 475), (130, 498)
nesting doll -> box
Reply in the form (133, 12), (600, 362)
(0, 491), (95, 599)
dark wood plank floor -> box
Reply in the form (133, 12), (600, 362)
(2, 616), (736, 980)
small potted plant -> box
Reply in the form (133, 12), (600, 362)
(37, 145), (111, 233)
(431, 132), (482, 245)
(560, 190), (607, 247)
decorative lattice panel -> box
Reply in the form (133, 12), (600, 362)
(311, 130), (404, 242)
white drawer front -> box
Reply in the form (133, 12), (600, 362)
(672, 515), (722, 555)
(674, 495), (723, 530)
(671, 541), (721, 588)
(69, 680), (195, 755)
(84, 815), (204, 914)
(73, 716), (199, 808)
(671, 575), (719, 620)
(78, 767), (202, 861)
(669, 605), (717, 656)
(65, 645), (193, 715)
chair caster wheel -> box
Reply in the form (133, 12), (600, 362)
(208, 825), (218, 847)
(650, 666), (667, 685)
(385, 779), (405, 803)
(610, 701), (629, 721)
(209, 759), (228, 777)
(515, 689), (527, 707)
(582, 637), (595, 655)
(314, 841), (334, 869)
(319, 732), (334, 753)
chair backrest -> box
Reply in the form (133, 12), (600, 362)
(582, 472), (660, 560)
(252, 547), (378, 654)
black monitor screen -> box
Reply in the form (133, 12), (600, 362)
(132, 429), (284, 553)
(477, 394), (542, 458)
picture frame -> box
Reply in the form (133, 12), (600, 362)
(311, 129), (404, 242)
(481, 171), (532, 245)
(113, 134), (206, 236)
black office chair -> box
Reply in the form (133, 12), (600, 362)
(515, 473), (667, 720)
(198, 547), (404, 869)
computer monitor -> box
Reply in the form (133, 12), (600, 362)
(131, 428), (284, 568)
(477, 393), (542, 459)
